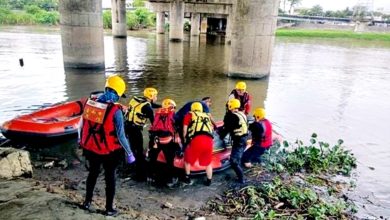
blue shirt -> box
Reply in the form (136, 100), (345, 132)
(174, 101), (210, 125)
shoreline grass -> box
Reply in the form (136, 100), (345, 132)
(276, 28), (390, 41)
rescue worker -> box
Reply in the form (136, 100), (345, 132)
(242, 108), (273, 168)
(175, 97), (216, 145)
(126, 87), (158, 181)
(182, 102), (214, 186)
(148, 98), (180, 187)
(219, 98), (248, 184)
(228, 81), (252, 115)
(79, 75), (135, 216)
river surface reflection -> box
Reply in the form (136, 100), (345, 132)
(0, 26), (389, 217)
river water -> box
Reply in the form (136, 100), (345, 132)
(0, 26), (389, 218)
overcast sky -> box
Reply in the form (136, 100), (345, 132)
(298, 0), (390, 11)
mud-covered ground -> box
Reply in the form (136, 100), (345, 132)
(33, 163), (239, 219)
(1, 142), (266, 219)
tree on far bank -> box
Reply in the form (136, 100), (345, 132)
(310, 5), (324, 16)
(1, 0), (58, 11)
(133, 0), (145, 8)
(288, 0), (301, 14)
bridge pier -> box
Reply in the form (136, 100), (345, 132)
(225, 15), (232, 43)
(200, 16), (208, 34)
(156, 12), (166, 34)
(191, 13), (201, 36)
(227, 0), (279, 79)
(169, 0), (184, 41)
(111, 0), (127, 37)
(59, 0), (105, 69)
(354, 21), (369, 33)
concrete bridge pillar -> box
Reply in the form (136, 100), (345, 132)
(191, 13), (200, 36)
(225, 15), (232, 43)
(59, 0), (105, 69)
(169, 0), (184, 41)
(156, 12), (166, 34)
(200, 16), (208, 34)
(354, 21), (369, 33)
(111, 0), (127, 37)
(228, 0), (279, 79)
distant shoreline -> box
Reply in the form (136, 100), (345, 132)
(1, 24), (390, 42)
(276, 28), (390, 41)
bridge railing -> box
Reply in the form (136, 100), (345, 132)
(278, 14), (352, 23)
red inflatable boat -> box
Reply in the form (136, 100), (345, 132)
(155, 121), (282, 175)
(156, 136), (234, 174)
(0, 99), (86, 142)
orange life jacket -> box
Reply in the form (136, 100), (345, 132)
(80, 99), (122, 155)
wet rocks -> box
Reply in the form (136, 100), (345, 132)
(0, 147), (33, 179)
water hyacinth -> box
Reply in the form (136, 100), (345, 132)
(206, 134), (358, 219)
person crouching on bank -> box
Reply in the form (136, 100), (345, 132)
(242, 108), (273, 168)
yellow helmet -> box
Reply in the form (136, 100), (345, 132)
(228, 98), (241, 110)
(235, 81), (247, 91)
(162, 98), (176, 109)
(105, 75), (126, 97)
(191, 102), (203, 112)
(144, 87), (158, 99)
(253, 108), (266, 120)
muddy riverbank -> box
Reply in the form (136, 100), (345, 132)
(0, 134), (360, 219)
(0, 144), (238, 219)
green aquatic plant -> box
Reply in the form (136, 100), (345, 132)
(206, 134), (357, 219)
(207, 177), (354, 219)
(276, 29), (390, 41)
(265, 133), (357, 175)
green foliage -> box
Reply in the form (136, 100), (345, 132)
(208, 134), (357, 218)
(287, 0), (301, 14)
(35, 0), (58, 11)
(265, 133), (357, 175)
(7, 0), (27, 9)
(0, 8), (58, 25)
(103, 8), (155, 30)
(133, 0), (145, 8)
(276, 29), (390, 41)
(148, 12), (156, 26)
(324, 7), (353, 18)
(2, 0), (58, 11)
(0, 0), (9, 8)
(0, 7), (11, 16)
(134, 8), (154, 27)
(34, 11), (58, 25)
(103, 10), (112, 29)
(129, 8), (155, 30)
(297, 6), (353, 18)
(307, 4), (324, 16)
(25, 5), (43, 15)
(126, 12), (139, 30)
(208, 177), (354, 219)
